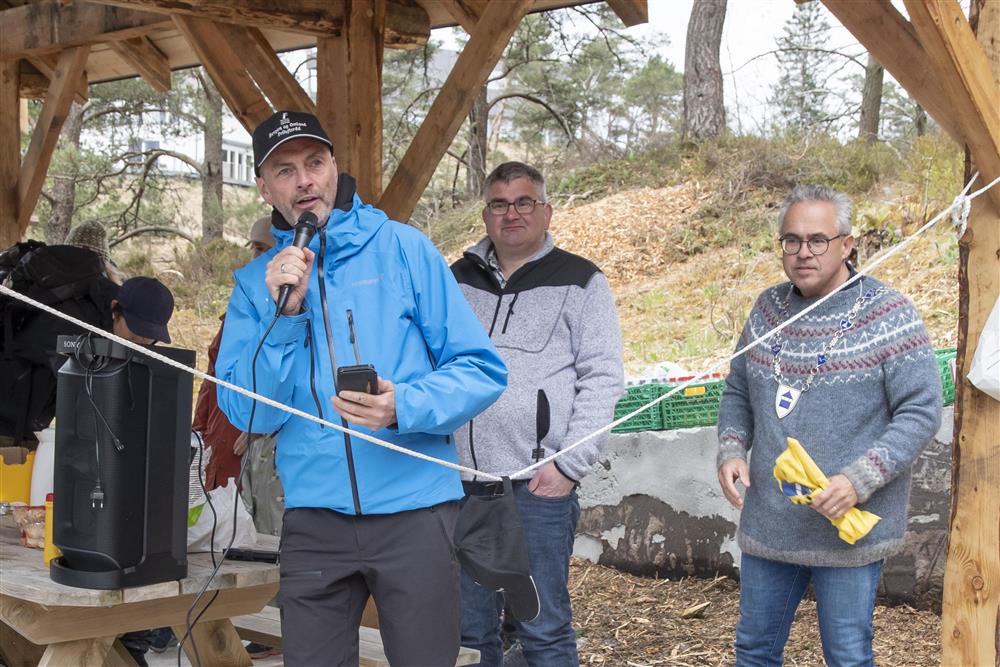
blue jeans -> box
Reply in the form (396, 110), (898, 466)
(461, 481), (581, 667)
(735, 553), (882, 667)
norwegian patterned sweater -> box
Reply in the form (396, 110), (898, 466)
(717, 275), (942, 567)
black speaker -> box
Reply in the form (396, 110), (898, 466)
(50, 334), (194, 589)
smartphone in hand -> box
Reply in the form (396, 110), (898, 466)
(336, 364), (379, 395)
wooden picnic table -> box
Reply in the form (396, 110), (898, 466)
(0, 516), (278, 667)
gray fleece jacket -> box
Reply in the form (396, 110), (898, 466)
(451, 235), (624, 482)
(718, 275), (942, 567)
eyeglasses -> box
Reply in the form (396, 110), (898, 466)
(779, 234), (846, 256)
(485, 197), (545, 216)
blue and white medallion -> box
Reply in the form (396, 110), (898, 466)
(775, 383), (801, 419)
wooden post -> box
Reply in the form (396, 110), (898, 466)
(316, 0), (385, 202)
(377, 0), (532, 222)
(941, 1), (1000, 665)
(17, 46), (89, 236)
(0, 59), (19, 248)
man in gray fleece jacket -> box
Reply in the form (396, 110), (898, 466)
(717, 184), (942, 667)
(451, 161), (623, 667)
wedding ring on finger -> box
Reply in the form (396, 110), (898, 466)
(280, 263), (288, 274)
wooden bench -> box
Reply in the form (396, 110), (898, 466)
(232, 606), (480, 666)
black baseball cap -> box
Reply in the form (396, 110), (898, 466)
(116, 277), (173, 343)
(453, 477), (540, 623)
(252, 110), (334, 175)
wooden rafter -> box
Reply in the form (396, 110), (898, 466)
(84, 0), (430, 47)
(438, 0), (485, 33)
(903, 0), (1000, 212)
(18, 61), (49, 100)
(605, 0), (647, 27)
(26, 54), (89, 104)
(0, 1), (166, 60)
(17, 46), (90, 235)
(317, 0), (386, 201)
(378, 0), (533, 221)
(821, 0), (962, 144)
(172, 16), (272, 133)
(108, 36), (171, 92)
(213, 24), (316, 116)
(0, 60), (18, 248)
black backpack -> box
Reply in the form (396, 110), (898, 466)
(0, 242), (118, 444)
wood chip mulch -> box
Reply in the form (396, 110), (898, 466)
(568, 559), (941, 666)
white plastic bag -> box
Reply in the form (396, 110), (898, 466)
(187, 477), (259, 553)
(968, 296), (1000, 402)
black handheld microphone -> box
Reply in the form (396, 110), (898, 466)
(275, 210), (320, 315)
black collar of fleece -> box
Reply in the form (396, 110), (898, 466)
(270, 173), (357, 231)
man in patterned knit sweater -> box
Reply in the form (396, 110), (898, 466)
(717, 184), (942, 667)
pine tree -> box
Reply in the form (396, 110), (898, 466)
(769, 2), (834, 134)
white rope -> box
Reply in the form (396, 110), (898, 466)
(951, 191), (972, 238)
(508, 171), (998, 479)
(3, 171), (998, 483)
(0, 282), (502, 482)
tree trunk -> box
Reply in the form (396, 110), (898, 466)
(682, 0), (727, 142)
(858, 54), (884, 143)
(466, 85), (488, 198)
(914, 105), (927, 137)
(201, 76), (224, 240)
(46, 101), (85, 243)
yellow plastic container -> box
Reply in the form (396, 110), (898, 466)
(0, 448), (35, 503)
(44, 493), (61, 566)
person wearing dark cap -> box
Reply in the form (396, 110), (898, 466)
(111, 277), (173, 345)
(215, 110), (507, 666)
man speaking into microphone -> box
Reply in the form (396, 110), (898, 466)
(215, 111), (507, 666)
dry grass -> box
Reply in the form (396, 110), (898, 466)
(545, 182), (959, 375)
(569, 559), (941, 666)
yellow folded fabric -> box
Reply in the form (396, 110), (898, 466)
(773, 437), (881, 545)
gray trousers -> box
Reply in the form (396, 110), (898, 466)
(279, 503), (461, 666)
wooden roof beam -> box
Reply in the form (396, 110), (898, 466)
(17, 46), (90, 235)
(903, 0), (1000, 212)
(378, 0), (533, 221)
(821, 0), (962, 144)
(1, 61), (19, 248)
(213, 24), (316, 115)
(25, 54), (89, 103)
(173, 16), (272, 133)
(18, 61), (49, 100)
(606, 0), (647, 27)
(107, 36), (171, 92)
(438, 0), (485, 33)
(0, 1), (166, 60)
(85, 0), (430, 46)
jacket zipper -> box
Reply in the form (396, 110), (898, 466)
(305, 320), (325, 425)
(346, 309), (362, 364)
(317, 232), (362, 515)
(501, 292), (519, 334)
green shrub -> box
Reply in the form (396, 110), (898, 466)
(167, 239), (252, 312)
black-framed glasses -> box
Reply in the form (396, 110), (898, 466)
(485, 197), (545, 216)
(779, 234), (846, 256)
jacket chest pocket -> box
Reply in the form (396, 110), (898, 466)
(492, 287), (567, 353)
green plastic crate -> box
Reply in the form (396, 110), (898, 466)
(660, 380), (726, 430)
(612, 384), (665, 433)
(936, 347), (956, 407)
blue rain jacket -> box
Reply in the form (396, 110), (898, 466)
(215, 186), (506, 515)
